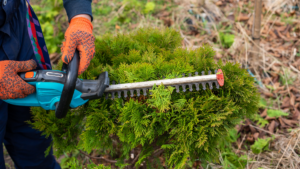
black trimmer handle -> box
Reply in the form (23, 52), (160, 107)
(55, 50), (79, 119)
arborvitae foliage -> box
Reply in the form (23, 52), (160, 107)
(28, 28), (259, 168)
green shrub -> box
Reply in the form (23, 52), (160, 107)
(28, 28), (259, 168)
(32, 0), (65, 54)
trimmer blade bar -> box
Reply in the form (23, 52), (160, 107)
(104, 69), (224, 99)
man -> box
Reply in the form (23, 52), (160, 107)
(0, 0), (95, 168)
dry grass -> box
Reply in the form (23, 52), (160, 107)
(248, 128), (300, 169)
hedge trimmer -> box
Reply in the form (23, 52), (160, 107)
(3, 50), (224, 119)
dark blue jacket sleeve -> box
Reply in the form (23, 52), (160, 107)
(63, 0), (93, 22)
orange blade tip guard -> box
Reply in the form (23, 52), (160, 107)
(216, 69), (224, 87)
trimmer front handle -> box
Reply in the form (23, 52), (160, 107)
(55, 50), (79, 119)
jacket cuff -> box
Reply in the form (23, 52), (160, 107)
(63, 0), (93, 22)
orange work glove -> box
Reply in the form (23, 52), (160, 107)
(61, 17), (95, 75)
(0, 60), (37, 100)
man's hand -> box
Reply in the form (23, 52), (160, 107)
(61, 15), (95, 75)
(0, 60), (37, 100)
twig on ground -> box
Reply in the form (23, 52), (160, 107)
(249, 124), (280, 137)
(78, 149), (117, 163)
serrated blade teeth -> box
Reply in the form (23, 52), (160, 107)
(111, 92), (115, 99)
(175, 85), (180, 93)
(195, 83), (200, 91)
(209, 82), (213, 89)
(182, 85), (186, 92)
(201, 82), (206, 90)
(102, 70), (222, 99)
(215, 81), (220, 89)
(137, 89), (140, 97)
(189, 84), (193, 92)
(130, 90), (134, 97)
(124, 90), (128, 98)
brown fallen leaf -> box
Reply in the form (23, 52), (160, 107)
(259, 130), (266, 139)
(282, 25), (291, 34)
(286, 31), (291, 39)
(269, 30), (278, 38)
(271, 65), (281, 73)
(159, 156), (166, 167)
(227, 14), (235, 21)
(262, 77), (272, 85)
(260, 109), (267, 117)
(237, 14), (250, 21)
(253, 132), (259, 140)
(261, 25), (269, 34)
(295, 103), (300, 109)
(290, 93), (296, 106)
(284, 13), (289, 17)
(275, 9), (283, 16)
(283, 108), (290, 113)
(235, 124), (242, 132)
(276, 29), (287, 40)
(273, 52), (281, 58)
(290, 87), (300, 93)
(296, 97), (300, 102)
(292, 59), (300, 68)
(281, 97), (291, 109)
(265, 116), (276, 120)
(272, 74), (279, 82)
(292, 107), (300, 120)
(290, 10), (296, 16)
(215, 1), (223, 6)
(249, 124), (256, 134)
(162, 17), (174, 27)
(263, 91), (275, 98)
(193, 161), (202, 169)
(279, 117), (288, 128)
(274, 82), (280, 89)
(278, 90), (289, 95)
(158, 11), (170, 17)
(268, 120), (276, 134)
(273, 62), (282, 67)
(281, 117), (299, 127)
(247, 135), (254, 143)
(269, 21), (285, 26)
(274, 86), (285, 93)
(277, 26), (287, 32)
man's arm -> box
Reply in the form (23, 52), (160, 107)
(61, 0), (95, 75)
(63, 0), (93, 22)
